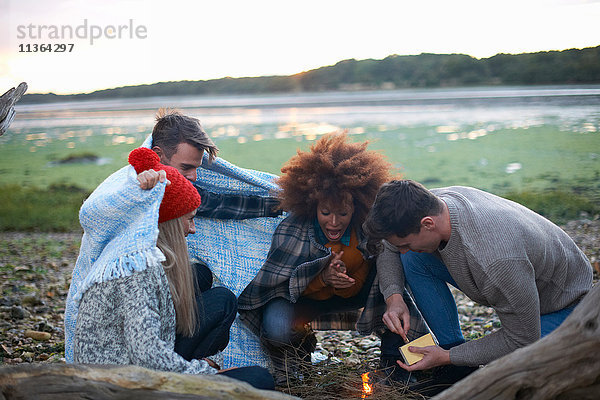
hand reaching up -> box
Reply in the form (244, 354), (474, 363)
(136, 169), (170, 190)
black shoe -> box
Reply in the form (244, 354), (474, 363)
(378, 355), (418, 385)
(408, 365), (478, 396)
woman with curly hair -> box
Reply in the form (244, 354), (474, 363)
(237, 133), (426, 384)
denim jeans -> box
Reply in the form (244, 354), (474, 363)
(262, 266), (375, 342)
(175, 286), (237, 360)
(175, 263), (275, 390)
(261, 267), (405, 357)
(192, 261), (214, 293)
(401, 251), (577, 348)
(219, 366), (275, 390)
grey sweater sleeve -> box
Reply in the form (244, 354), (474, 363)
(376, 240), (406, 300)
(449, 259), (541, 366)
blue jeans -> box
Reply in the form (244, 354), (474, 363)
(192, 261), (214, 292)
(262, 266), (376, 343)
(175, 286), (237, 360)
(176, 263), (275, 390)
(219, 366), (275, 390)
(401, 251), (577, 348)
(261, 267), (405, 357)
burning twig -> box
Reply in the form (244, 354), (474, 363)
(361, 372), (373, 398)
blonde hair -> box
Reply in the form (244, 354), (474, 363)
(156, 217), (200, 337)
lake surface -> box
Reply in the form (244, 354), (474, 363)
(12, 85), (600, 129)
(4, 85), (600, 194)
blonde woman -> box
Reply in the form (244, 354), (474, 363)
(68, 147), (274, 390)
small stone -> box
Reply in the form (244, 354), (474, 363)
(25, 330), (51, 341)
(34, 305), (51, 314)
(315, 347), (329, 357)
(35, 321), (54, 332)
(345, 353), (361, 366)
(45, 354), (66, 363)
(0, 297), (17, 307)
(11, 305), (29, 319)
(365, 348), (381, 356)
(311, 351), (328, 364)
(338, 331), (353, 341)
(22, 294), (43, 307)
(358, 338), (380, 349)
(1, 344), (13, 355)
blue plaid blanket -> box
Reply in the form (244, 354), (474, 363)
(137, 136), (285, 368)
(184, 152), (285, 368)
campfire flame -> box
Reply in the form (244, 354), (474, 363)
(361, 372), (372, 398)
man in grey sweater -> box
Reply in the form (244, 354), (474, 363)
(364, 180), (593, 374)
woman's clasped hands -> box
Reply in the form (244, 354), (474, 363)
(320, 250), (355, 288)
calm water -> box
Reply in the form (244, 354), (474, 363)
(4, 85), (600, 194)
(11, 85), (600, 133)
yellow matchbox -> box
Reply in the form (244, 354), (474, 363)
(399, 333), (436, 365)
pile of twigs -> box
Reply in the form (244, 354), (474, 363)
(275, 357), (425, 400)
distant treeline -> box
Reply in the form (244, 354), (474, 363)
(21, 45), (600, 103)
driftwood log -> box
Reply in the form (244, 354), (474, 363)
(433, 284), (600, 400)
(0, 363), (298, 400)
(0, 82), (28, 136)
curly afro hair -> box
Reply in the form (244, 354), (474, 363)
(276, 133), (394, 225)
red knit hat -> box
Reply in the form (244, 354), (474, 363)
(128, 147), (201, 223)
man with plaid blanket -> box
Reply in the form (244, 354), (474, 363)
(140, 113), (428, 378)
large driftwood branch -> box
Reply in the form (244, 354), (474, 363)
(433, 284), (600, 400)
(0, 82), (28, 136)
(0, 363), (298, 400)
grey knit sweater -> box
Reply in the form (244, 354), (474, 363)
(380, 186), (592, 367)
(73, 260), (217, 375)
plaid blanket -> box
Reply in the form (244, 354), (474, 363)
(137, 136), (285, 368)
(186, 155), (286, 368)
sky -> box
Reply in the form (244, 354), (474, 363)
(1, 0), (599, 95)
